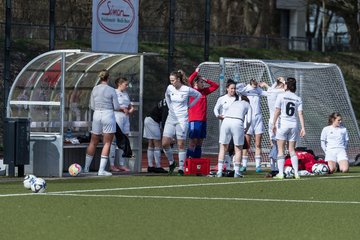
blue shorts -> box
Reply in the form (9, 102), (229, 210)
(188, 121), (207, 139)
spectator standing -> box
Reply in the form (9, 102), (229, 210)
(83, 70), (120, 176)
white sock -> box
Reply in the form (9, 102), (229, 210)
(178, 150), (186, 171)
(84, 154), (93, 170)
(255, 155), (261, 168)
(290, 154), (299, 175)
(234, 163), (241, 175)
(217, 160), (224, 174)
(109, 142), (116, 167)
(98, 155), (108, 172)
(242, 156), (248, 168)
(163, 148), (174, 165)
(147, 147), (154, 167)
(154, 148), (161, 168)
(225, 154), (231, 170)
(277, 156), (285, 176)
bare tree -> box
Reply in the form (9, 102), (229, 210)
(311, 0), (360, 51)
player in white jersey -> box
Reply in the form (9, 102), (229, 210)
(320, 112), (349, 173)
(260, 77), (286, 176)
(108, 77), (135, 173)
(216, 93), (252, 178)
(162, 70), (202, 175)
(84, 70), (120, 176)
(272, 77), (306, 179)
(213, 79), (237, 170)
(236, 79), (267, 173)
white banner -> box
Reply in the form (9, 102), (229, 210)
(92, 0), (139, 53)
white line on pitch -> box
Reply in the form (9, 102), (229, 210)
(0, 175), (358, 198)
(45, 193), (360, 205)
(46, 174), (360, 195)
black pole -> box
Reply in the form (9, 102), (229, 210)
(4, 0), (11, 118)
(49, 0), (56, 50)
(168, 0), (175, 75)
(4, 0), (13, 176)
(204, 0), (211, 61)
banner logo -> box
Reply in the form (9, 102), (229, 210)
(97, 0), (135, 34)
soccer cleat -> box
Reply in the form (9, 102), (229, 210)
(294, 174), (300, 179)
(147, 166), (156, 173)
(240, 166), (247, 173)
(234, 172), (244, 178)
(255, 166), (262, 173)
(265, 170), (279, 178)
(117, 166), (130, 172)
(154, 167), (168, 173)
(168, 161), (178, 175)
(216, 171), (223, 178)
(273, 173), (284, 180)
(97, 170), (112, 176)
(177, 169), (184, 176)
(110, 166), (121, 172)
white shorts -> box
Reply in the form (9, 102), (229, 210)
(325, 148), (348, 162)
(115, 111), (130, 134)
(219, 118), (245, 146)
(276, 127), (298, 142)
(163, 117), (188, 140)
(91, 110), (116, 134)
(246, 114), (264, 135)
(143, 116), (161, 140)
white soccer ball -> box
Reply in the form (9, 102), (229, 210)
(68, 163), (82, 177)
(31, 178), (46, 193)
(23, 174), (37, 189)
(312, 163), (329, 175)
(284, 166), (295, 178)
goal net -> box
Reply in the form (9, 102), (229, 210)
(198, 58), (360, 163)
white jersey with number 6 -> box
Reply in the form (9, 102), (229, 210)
(275, 91), (303, 128)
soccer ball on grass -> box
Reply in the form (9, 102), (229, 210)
(68, 163), (82, 176)
(31, 178), (46, 193)
(284, 166), (294, 178)
(23, 174), (37, 189)
(312, 163), (329, 175)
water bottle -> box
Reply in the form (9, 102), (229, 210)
(65, 128), (72, 139)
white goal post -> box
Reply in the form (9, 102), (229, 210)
(198, 58), (360, 163)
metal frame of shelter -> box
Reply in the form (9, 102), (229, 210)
(6, 49), (144, 177)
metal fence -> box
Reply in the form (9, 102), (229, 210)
(0, 22), (350, 52)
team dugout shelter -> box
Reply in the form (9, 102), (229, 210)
(6, 49), (149, 177)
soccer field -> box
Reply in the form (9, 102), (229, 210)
(1, 168), (360, 240)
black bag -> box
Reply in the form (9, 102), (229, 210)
(115, 123), (133, 158)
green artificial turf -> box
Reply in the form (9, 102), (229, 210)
(0, 168), (359, 240)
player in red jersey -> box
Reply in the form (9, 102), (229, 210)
(187, 67), (219, 158)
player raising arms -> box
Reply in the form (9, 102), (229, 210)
(320, 112), (349, 173)
(236, 79), (268, 173)
(187, 67), (219, 158)
(259, 77), (286, 176)
(272, 77), (306, 179)
(162, 70), (202, 175)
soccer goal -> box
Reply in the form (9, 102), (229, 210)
(198, 58), (360, 163)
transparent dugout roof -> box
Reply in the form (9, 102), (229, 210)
(7, 49), (142, 133)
